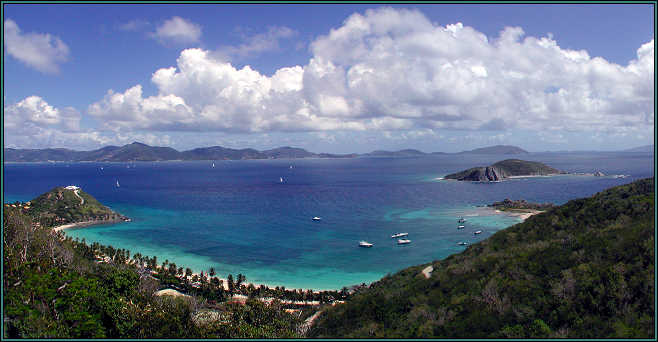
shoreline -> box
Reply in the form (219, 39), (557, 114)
(53, 218), (128, 232)
(490, 208), (544, 221)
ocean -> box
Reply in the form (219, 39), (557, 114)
(3, 152), (653, 290)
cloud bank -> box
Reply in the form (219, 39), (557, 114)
(3, 19), (70, 74)
(88, 8), (653, 137)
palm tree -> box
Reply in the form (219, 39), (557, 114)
(227, 274), (234, 295)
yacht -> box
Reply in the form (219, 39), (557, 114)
(458, 217), (466, 223)
(312, 217), (322, 221)
(457, 225), (465, 229)
(457, 241), (468, 246)
(391, 232), (408, 238)
(359, 241), (373, 248)
(474, 230), (482, 235)
(397, 239), (411, 245)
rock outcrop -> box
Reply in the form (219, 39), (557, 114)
(444, 159), (562, 182)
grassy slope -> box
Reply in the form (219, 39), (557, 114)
(492, 159), (561, 175)
(310, 178), (654, 338)
(27, 187), (123, 224)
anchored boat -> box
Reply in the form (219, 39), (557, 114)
(359, 241), (374, 248)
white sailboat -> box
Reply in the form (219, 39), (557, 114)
(212, 162), (215, 168)
(359, 241), (373, 248)
(116, 180), (120, 187)
(280, 177), (284, 183)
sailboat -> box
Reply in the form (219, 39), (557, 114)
(212, 162), (215, 168)
(116, 180), (120, 188)
(290, 165), (293, 169)
(280, 177), (284, 183)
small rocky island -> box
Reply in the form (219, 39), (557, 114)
(444, 159), (563, 182)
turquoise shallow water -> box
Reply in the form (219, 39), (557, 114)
(3, 152), (653, 290)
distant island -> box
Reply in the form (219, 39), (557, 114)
(621, 144), (654, 153)
(457, 145), (528, 155)
(4, 143), (531, 162)
(444, 159), (563, 182)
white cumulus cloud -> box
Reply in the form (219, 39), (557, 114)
(88, 7), (654, 137)
(3, 19), (70, 74)
(152, 16), (202, 45)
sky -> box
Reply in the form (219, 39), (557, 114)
(2, 3), (655, 153)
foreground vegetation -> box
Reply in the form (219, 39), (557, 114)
(2, 189), (348, 338)
(310, 178), (655, 338)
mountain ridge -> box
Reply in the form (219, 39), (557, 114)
(4, 143), (532, 162)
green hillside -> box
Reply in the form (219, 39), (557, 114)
(26, 186), (127, 227)
(492, 159), (561, 175)
(310, 178), (655, 338)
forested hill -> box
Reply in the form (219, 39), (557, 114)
(25, 186), (128, 227)
(309, 178), (655, 338)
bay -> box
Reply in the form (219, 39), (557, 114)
(3, 152), (653, 290)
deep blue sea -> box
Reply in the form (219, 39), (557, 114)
(3, 152), (653, 290)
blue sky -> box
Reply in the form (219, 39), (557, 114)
(3, 3), (655, 153)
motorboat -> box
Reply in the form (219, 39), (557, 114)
(457, 241), (468, 246)
(280, 177), (284, 183)
(474, 230), (482, 235)
(391, 232), (408, 238)
(397, 239), (411, 245)
(312, 217), (322, 221)
(457, 225), (465, 229)
(359, 241), (373, 248)
(458, 217), (466, 223)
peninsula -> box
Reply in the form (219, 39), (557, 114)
(22, 185), (129, 230)
(488, 198), (555, 220)
(444, 159), (563, 182)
